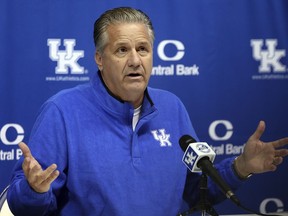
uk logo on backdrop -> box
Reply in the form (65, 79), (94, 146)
(46, 38), (90, 82)
(251, 39), (288, 80)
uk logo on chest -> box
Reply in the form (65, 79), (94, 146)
(151, 129), (172, 147)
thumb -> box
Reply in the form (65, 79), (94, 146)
(18, 142), (33, 158)
(250, 120), (266, 140)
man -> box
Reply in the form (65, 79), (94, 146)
(7, 7), (288, 216)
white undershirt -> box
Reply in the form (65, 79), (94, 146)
(132, 106), (142, 131)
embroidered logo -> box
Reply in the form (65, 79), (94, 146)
(151, 129), (172, 147)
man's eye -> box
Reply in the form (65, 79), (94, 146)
(117, 47), (127, 53)
(138, 47), (146, 52)
(138, 47), (148, 55)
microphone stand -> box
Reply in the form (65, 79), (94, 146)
(178, 173), (218, 216)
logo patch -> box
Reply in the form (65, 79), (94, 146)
(151, 129), (172, 147)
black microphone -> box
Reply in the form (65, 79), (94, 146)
(179, 135), (240, 206)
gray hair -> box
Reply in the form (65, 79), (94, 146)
(93, 7), (155, 54)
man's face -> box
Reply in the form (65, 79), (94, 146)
(95, 23), (153, 108)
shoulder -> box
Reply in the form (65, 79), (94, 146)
(146, 86), (189, 115)
(147, 86), (183, 105)
(36, 82), (93, 115)
(47, 82), (91, 105)
(148, 86), (180, 99)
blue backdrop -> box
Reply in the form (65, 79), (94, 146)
(1, 0), (287, 215)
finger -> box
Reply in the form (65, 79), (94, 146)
(29, 163), (44, 184)
(34, 170), (60, 194)
(269, 164), (277, 172)
(41, 167), (60, 186)
(22, 157), (32, 176)
(31, 164), (58, 185)
(275, 148), (288, 157)
(265, 159), (277, 172)
(250, 120), (266, 141)
(22, 156), (42, 180)
(272, 137), (288, 149)
(273, 156), (283, 166)
(22, 152), (41, 172)
(18, 142), (33, 158)
(42, 164), (58, 181)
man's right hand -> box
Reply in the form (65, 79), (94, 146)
(19, 142), (60, 193)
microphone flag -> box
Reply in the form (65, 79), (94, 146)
(182, 142), (216, 172)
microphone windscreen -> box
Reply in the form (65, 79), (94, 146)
(179, 135), (196, 152)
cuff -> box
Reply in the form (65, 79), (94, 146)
(17, 179), (52, 205)
(231, 156), (253, 181)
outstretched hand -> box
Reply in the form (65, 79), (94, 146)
(19, 142), (60, 193)
(235, 121), (288, 177)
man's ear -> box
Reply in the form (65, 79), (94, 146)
(95, 52), (103, 71)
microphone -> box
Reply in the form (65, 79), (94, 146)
(179, 135), (240, 206)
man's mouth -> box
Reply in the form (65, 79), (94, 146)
(127, 73), (142, 77)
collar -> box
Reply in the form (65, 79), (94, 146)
(91, 71), (155, 117)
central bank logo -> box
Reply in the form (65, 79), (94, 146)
(208, 120), (244, 156)
(152, 40), (199, 76)
(209, 120), (233, 141)
(0, 123), (24, 145)
(0, 123), (24, 161)
(46, 39), (89, 82)
(251, 39), (287, 80)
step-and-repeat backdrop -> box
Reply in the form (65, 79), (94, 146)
(1, 0), (287, 215)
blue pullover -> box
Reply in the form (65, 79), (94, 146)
(7, 72), (243, 216)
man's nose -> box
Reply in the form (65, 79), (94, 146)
(128, 50), (141, 67)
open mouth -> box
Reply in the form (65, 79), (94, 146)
(127, 73), (141, 77)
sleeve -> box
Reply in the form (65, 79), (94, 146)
(208, 157), (244, 202)
(7, 100), (68, 216)
(183, 157), (245, 207)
